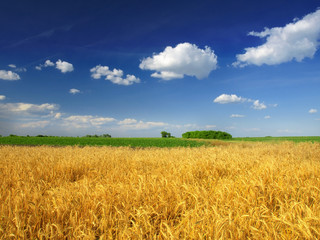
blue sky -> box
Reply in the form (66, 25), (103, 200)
(0, 0), (319, 137)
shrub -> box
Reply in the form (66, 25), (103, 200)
(182, 130), (232, 140)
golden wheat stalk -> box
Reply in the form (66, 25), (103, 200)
(0, 142), (319, 239)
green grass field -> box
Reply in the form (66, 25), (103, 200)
(0, 136), (207, 148)
(0, 136), (319, 147)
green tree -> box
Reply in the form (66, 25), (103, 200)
(161, 131), (172, 138)
(161, 131), (168, 138)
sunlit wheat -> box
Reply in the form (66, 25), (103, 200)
(0, 142), (319, 239)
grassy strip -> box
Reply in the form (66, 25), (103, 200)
(0, 136), (207, 148)
(230, 136), (320, 143)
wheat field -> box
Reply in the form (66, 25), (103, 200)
(1, 142), (320, 239)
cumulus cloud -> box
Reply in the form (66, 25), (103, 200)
(0, 70), (20, 80)
(252, 100), (267, 110)
(0, 95), (5, 100)
(309, 108), (318, 114)
(56, 59), (74, 73)
(90, 65), (140, 86)
(8, 64), (16, 68)
(214, 94), (268, 110)
(213, 94), (245, 104)
(45, 60), (55, 67)
(139, 42), (218, 80)
(36, 59), (72, 73)
(233, 9), (320, 67)
(69, 88), (80, 94)
(230, 114), (245, 118)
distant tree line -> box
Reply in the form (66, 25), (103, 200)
(85, 134), (111, 138)
(182, 130), (232, 140)
(2, 134), (112, 138)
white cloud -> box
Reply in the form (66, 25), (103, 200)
(214, 94), (268, 110)
(118, 118), (138, 125)
(234, 9), (320, 67)
(15, 67), (27, 72)
(44, 60), (55, 67)
(0, 102), (58, 115)
(69, 88), (80, 94)
(151, 71), (184, 80)
(0, 70), (20, 80)
(264, 115), (271, 119)
(54, 112), (62, 119)
(205, 125), (216, 129)
(56, 59), (74, 73)
(20, 120), (50, 128)
(36, 59), (55, 70)
(63, 115), (116, 128)
(0, 95), (5, 100)
(90, 65), (140, 86)
(9, 64), (27, 72)
(230, 114), (245, 118)
(309, 108), (318, 114)
(118, 119), (168, 130)
(214, 94), (245, 104)
(139, 42), (218, 80)
(90, 117), (116, 126)
(252, 100), (267, 110)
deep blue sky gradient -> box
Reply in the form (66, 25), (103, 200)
(0, 0), (319, 137)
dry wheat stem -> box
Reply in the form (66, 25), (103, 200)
(0, 142), (319, 239)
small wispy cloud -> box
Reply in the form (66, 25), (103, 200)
(63, 115), (116, 128)
(205, 124), (217, 129)
(230, 114), (245, 118)
(20, 120), (50, 128)
(0, 95), (6, 100)
(214, 94), (269, 110)
(118, 118), (138, 125)
(69, 88), (81, 95)
(0, 102), (58, 116)
(309, 108), (318, 114)
(118, 120), (168, 130)
(264, 115), (271, 119)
